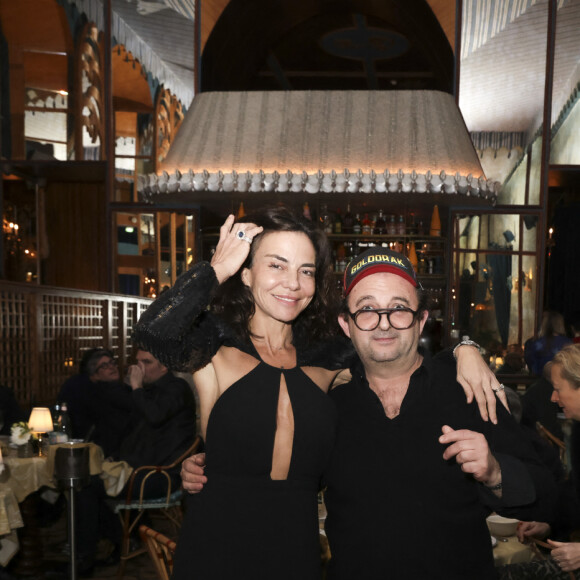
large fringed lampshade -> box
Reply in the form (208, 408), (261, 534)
(139, 90), (499, 203)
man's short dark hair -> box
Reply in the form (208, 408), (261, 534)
(80, 348), (115, 376)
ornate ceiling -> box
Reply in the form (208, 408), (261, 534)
(103, 0), (580, 145)
(3, 0), (579, 149)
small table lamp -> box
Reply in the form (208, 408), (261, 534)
(28, 407), (54, 457)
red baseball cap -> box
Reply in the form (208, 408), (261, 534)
(343, 247), (420, 296)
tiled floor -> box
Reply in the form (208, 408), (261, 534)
(4, 500), (175, 580)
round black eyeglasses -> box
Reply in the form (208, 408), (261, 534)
(96, 359), (117, 371)
(348, 307), (418, 331)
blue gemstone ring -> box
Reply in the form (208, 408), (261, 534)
(237, 231), (252, 243)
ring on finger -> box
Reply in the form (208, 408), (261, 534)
(492, 383), (505, 393)
(237, 230), (253, 244)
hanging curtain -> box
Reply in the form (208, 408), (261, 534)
(487, 243), (512, 347)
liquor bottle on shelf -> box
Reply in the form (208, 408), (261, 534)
(396, 214), (406, 235)
(320, 204), (332, 233)
(52, 403), (61, 429)
(302, 201), (312, 220)
(418, 257), (426, 274)
(408, 242), (419, 268)
(53, 402), (72, 442)
(333, 209), (343, 234)
(430, 204), (441, 236)
(387, 214), (396, 235)
(335, 242), (347, 272)
(373, 210), (386, 235)
(362, 213), (372, 235)
(343, 204), (354, 233)
(344, 240), (357, 260)
(236, 201), (246, 219)
(407, 212), (417, 235)
(353, 214), (362, 234)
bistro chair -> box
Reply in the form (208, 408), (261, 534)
(535, 421), (567, 466)
(138, 524), (177, 580)
(111, 435), (201, 578)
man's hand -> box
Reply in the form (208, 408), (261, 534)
(125, 364), (144, 391)
(548, 540), (580, 572)
(181, 453), (207, 493)
(439, 425), (501, 488)
(455, 345), (509, 424)
(516, 521), (550, 543)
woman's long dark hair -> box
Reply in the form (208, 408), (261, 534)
(211, 206), (341, 345)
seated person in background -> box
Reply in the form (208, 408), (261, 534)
(120, 347), (198, 494)
(522, 363), (564, 441)
(524, 311), (572, 377)
(0, 384), (26, 435)
(503, 386), (565, 484)
(499, 345), (580, 580)
(569, 310), (580, 345)
(58, 348), (133, 457)
(76, 347), (197, 576)
(496, 346), (526, 375)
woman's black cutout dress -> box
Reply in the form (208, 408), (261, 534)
(172, 360), (338, 579)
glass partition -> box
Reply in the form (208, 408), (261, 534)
(114, 210), (198, 297)
(451, 211), (539, 357)
(25, 89), (68, 160)
(114, 112), (155, 202)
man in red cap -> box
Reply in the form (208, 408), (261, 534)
(323, 247), (556, 579)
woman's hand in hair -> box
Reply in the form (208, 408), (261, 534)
(211, 215), (263, 283)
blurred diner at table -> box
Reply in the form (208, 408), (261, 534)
(499, 344), (580, 579)
(57, 348), (133, 458)
(75, 347), (197, 577)
(524, 311), (572, 378)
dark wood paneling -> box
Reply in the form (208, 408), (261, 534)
(43, 182), (109, 291)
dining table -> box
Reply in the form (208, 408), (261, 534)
(0, 439), (133, 571)
(492, 533), (534, 566)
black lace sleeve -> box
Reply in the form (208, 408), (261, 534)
(132, 261), (229, 372)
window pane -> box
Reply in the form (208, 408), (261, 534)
(25, 111), (67, 161)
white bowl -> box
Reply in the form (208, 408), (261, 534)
(486, 514), (519, 537)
